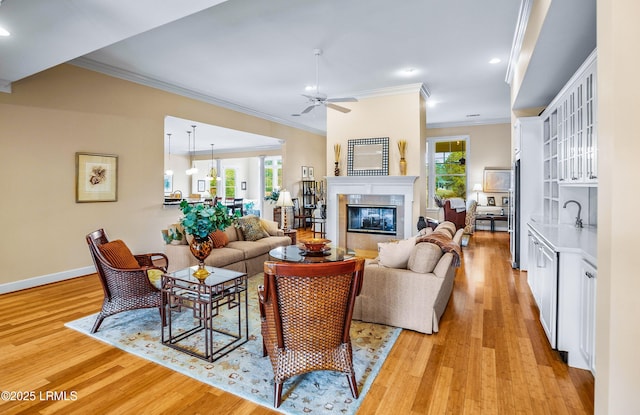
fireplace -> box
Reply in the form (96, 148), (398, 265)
(347, 204), (397, 235)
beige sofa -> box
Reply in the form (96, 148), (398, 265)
(164, 220), (291, 276)
(353, 223), (463, 334)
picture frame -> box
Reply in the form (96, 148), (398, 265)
(76, 152), (118, 202)
(487, 196), (496, 206)
(197, 180), (206, 192)
(483, 169), (511, 192)
(308, 166), (315, 179)
(164, 174), (173, 194)
(347, 137), (389, 176)
(502, 196), (509, 205)
(301, 166), (309, 179)
(241, 181), (247, 190)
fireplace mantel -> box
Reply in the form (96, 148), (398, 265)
(325, 176), (418, 242)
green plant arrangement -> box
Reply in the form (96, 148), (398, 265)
(264, 188), (280, 204)
(179, 200), (240, 281)
(179, 200), (238, 240)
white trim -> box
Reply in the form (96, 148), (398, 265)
(351, 83), (431, 101)
(70, 57), (326, 137)
(0, 266), (96, 294)
(505, 0), (534, 85)
(427, 117), (511, 129)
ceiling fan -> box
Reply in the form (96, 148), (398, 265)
(292, 48), (357, 117)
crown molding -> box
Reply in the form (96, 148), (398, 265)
(352, 82), (431, 101)
(70, 57), (326, 136)
(505, 0), (534, 85)
(0, 78), (11, 93)
(427, 117), (511, 129)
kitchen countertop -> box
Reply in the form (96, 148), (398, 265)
(527, 219), (597, 266)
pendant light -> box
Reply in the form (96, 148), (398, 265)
(185, 130), (193, 175)
(165, 133), (174, 176)
(189, 124), (198, 175)
(205, 144), (215, 180)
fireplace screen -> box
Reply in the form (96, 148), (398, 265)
(347, 204), (397, 235)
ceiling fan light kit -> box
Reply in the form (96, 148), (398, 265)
(292, 48), (357, 117)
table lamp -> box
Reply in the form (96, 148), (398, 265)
(276, 190), (294, 231)
(472, 183), (483, 203)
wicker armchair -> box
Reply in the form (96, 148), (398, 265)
(86, 229), (168, 333)
(259, 258), (365, 408)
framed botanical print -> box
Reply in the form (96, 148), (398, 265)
(76, 152), (118, 202)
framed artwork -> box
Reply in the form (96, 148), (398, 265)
(164, 174), (173, 194)
(197, 180), (206, 192)
(308, 166), (315, 179)
(483, 169), (511, 192)
(347, 137), (389, 176)
(76, 152), (118, 202)
(241, 181), (247, 190)
(301, 166), (309, 179)
(502, 196), (509, 205)
(487, 196), (496, 206)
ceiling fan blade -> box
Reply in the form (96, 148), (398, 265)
(326, 97), (358, 103)
(326, 103), (351, 113)
(292, 104), (317, 116)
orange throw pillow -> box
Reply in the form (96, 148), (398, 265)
(209, 230), (229, 248)
(98, 240), (140, 269)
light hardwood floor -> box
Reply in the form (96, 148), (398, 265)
(0, 230), (593, 414)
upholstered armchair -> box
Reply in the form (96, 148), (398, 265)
(86, 229), (168, 333)
(258, 258), (365, 407)
(443, 198), (467, 229)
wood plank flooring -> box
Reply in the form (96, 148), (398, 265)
(0, 230), (594, 414)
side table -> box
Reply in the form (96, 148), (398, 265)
(161, 266), (248, 362)
(283, 229), (297, 245)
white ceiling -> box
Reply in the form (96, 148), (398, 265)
(0, 0), (596, 154)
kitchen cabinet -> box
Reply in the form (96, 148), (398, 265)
(579, 259), (597, 375)
(555, 51), (598, 186)
(528, 229), (558, 348)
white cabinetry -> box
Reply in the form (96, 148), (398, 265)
(527, 228), (558, 348)
(579, 259), (597, 374)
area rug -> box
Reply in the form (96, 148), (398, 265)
(65, 274), (401, 415)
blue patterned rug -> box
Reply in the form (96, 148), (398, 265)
(65, 274), (401, 415)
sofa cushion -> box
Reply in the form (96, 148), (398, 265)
(209, 230), (229, 248)
(407, 242), (444, 274)
(203, 247), (245, 268)
(98, 240), (140, 269)
(237, 215), (270, 241)
(377, 236), (416, 269)
(226, 240), (272, 259)
(224, 225), (239, 242)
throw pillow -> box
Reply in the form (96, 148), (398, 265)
(146, 268), (164, 289)
(209, 230), (229, 248)
(260, 219), (280, 236)
(377, 236), (416, 269)
(237, 215), (270, 241)
(407, 242), (444, 274)
(434, 222), (456, 238)
(98, 240), (140, 269)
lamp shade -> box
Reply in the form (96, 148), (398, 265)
(276, 190), (294, 207)
(472, 183), (483, 192)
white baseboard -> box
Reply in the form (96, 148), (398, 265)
(0, 266), (96, 294)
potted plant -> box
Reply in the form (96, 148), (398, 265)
(179, 200), (238, 281)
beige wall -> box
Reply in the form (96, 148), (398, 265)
(326, 91), (426, 222)
(0, 64), (324, 288)
(595, 1), (640, 413)
(427, 123), (512, 203)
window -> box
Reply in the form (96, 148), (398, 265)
(264, 156), (282, 197)
(224, 169), (236, 198)
(426, 136), (468, 207)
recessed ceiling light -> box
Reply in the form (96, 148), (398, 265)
(427, 101), (436, 108)
(305, 85), (316, 91)
(489, 58), (501, 64)
(0, 26), (10, 37)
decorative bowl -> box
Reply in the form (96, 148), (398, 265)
(300, 238), (331, 252)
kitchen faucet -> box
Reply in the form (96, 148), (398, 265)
(563, 200), (583, 228)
